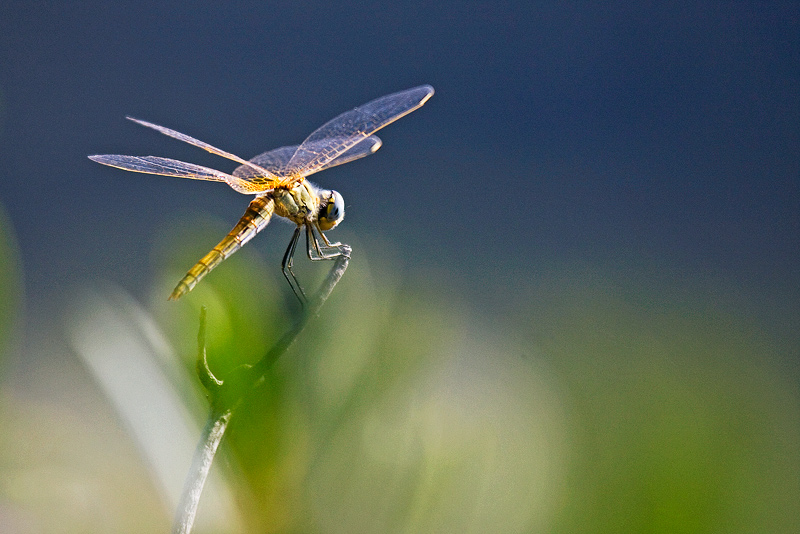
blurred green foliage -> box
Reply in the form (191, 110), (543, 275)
(517, 267), (799, 533)
(1, 215), (797, 533)
(151, 217), (294, 379)
(0, 202), (22, 368)
(150, 224), (798, 533)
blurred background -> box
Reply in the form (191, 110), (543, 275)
(0, 1), (798, 532)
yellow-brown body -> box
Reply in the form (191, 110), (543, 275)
(169, 181), (321, 300)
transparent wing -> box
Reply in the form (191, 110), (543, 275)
(127, 117), (280, 181)
(233, 135), (382, 181)
(315, 135), (382, 171)
(88, 155), (269, 194)
(285, 85), (433, 177)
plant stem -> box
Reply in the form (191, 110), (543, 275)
(172, 407), (232, 534)
(251, 245), (351, 378)
(171, 246), (351, 534)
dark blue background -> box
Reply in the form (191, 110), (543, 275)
(0, 2), (797, 346)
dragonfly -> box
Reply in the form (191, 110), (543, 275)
(90, 85), (434, 302)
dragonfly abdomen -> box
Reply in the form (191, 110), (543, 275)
(169, 195), (276, 300)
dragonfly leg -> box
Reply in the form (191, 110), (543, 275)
(282, 223), (350, 306)
(306, 223), (348, 261)
(282, 226), (308, 305)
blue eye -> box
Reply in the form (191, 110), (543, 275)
(328, 191), (343, 219)
(319, 190), (345, 230)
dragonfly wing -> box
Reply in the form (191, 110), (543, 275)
(285, 85), (433, 176)
(233, 145), (297, 181)
(232, 135), (382, 181)
(318, 135), (382, 171)
(127, 117), (279, 181)
(88, 155), (268, 194)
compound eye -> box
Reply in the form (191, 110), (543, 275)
(318, 190), (345, 231)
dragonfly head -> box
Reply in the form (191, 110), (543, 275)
(317, 189), (345, 231)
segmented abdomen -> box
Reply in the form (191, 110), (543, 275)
(169, 195), (276, 300)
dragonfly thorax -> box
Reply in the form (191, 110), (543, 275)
(272, 181), (344, 231)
